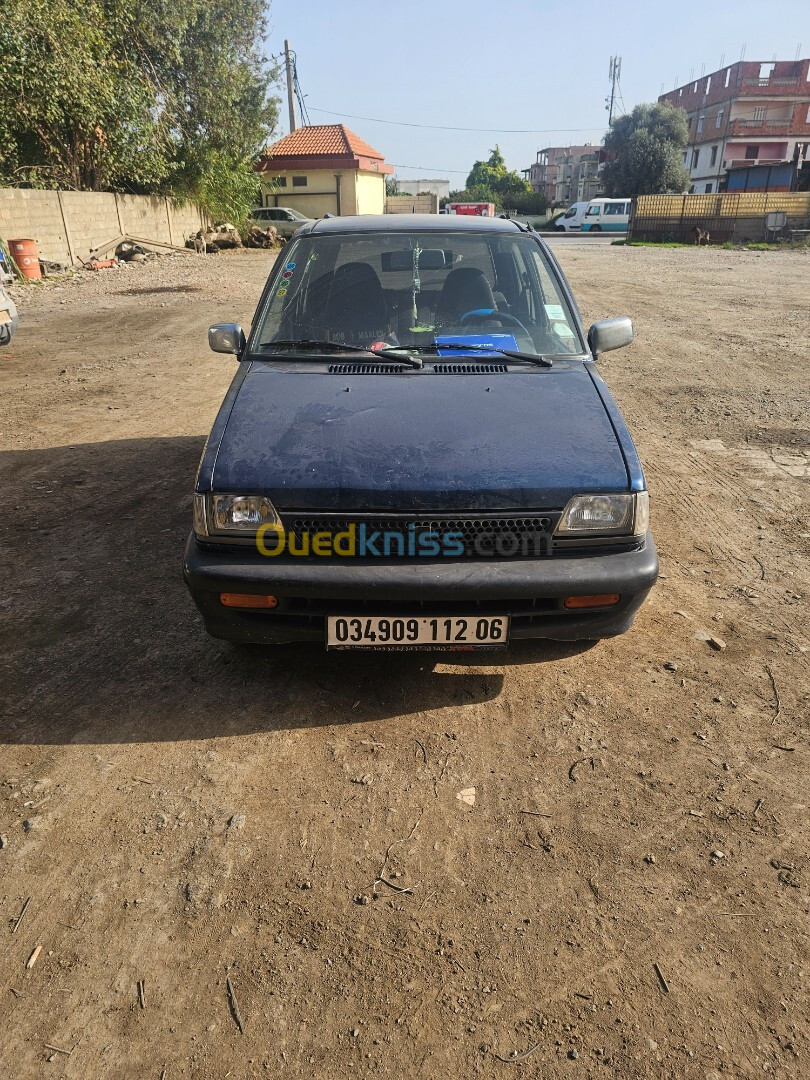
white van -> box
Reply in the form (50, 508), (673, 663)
(580, 197), (631, 233)
(555, 201), (590, 231)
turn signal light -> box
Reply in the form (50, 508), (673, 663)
(220, 593), (279, 609)
(564, 593), (620, 609)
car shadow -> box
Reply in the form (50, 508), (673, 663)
(0, 436), (595, 746)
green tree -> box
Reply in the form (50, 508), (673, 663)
(140, 0), (279, 218)
(0, 0), (169, 190)
(386, 174), (403, 196)
(0, 0), (279, 221)
(600, 102), (691, 197)
(465, 145), (532, 204)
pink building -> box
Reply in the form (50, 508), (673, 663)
(659, 58), (810, 192)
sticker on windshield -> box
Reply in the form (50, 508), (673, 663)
(277, 288), (287, 297)
(435, 333), (518, 357)
(285, 262), (296, 270)
(545, 304), (566, 321)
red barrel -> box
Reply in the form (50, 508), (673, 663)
(9, 238), (42, 280)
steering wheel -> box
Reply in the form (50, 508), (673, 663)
(458, 307), (532, 341)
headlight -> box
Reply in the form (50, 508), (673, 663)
(195, 493), (281, 536)
(556, 492), (648, 536)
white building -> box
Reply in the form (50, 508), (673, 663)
(397, 178), (451, 200)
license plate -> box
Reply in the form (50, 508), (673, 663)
(326, 615), (509, 650)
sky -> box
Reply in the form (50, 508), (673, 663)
(263, 0), (809, 185)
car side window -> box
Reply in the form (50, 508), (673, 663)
(520, 244), (581, 354)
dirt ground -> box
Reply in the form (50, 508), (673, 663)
(0, 242), (807, 1080)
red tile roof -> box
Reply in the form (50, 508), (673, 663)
(262, 124), (386, 161)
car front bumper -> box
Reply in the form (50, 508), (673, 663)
(183, 531), (659, 646)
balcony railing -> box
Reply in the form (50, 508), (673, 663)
(725, 157), (789, 169)
(730, 118), (791, 132)
(742, 76), (799, 89)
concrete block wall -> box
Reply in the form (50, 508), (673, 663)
(170, 202), (212, 243)
(59, 192), (120, 261)
(0, 189), (74, 265)
(0, 188), (207, 264)
(385, 194), (439, 215)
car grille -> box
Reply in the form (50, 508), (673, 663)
(327, 363), (407, 374)
(326, 363), (509, 375)
(432, 364), (508, 374)
(282, 513), (560, 559)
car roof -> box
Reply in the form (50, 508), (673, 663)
(300, 213), (529, 237)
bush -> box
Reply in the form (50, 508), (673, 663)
(502, 191), (548, 216)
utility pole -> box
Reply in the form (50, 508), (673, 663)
(606, 55), (622, 124)
(284, 40), (297, 132)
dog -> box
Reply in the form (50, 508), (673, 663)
(693, 226), (711, 246)
(192, 231), (206, 255)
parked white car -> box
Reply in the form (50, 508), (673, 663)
(0, 282), (18, 345)
(555, 201), (591, 231)
(249, 206), (314, 238)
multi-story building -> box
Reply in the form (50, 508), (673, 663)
(575, 152), (602, 201)
(659, 58), (810, 193)
(523, 145), (602, 207)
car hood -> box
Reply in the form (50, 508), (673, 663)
(211, 364), (630, 511)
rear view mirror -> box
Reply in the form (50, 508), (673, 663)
(381, 249), (449, 272)
(588, 317), (633, 358)
(209, 323), (246, 355)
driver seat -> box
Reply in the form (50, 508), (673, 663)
(325, 262), (388, 343)
(435, 268), (496, 325)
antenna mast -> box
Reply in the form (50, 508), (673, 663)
(606, 56), (622, 124)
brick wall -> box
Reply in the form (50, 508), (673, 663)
(0, 189), (208, 265)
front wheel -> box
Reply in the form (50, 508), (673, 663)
(555, 224), (566, 232)
(591, 225), (602, 232)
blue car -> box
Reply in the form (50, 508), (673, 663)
(184, 214), (657, 650)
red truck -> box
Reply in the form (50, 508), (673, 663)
(446, 202), (495, 217)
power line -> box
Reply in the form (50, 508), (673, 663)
(389, 163), (469, 175)
(307, 106), (606, 135)
(291, 51), (311, 126)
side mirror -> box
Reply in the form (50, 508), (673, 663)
(588, 317), (633, 358)
(208, 323), (245, 355)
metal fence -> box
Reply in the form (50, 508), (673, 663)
(628, 192), (810, 243)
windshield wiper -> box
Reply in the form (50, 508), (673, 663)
(382, 342), (554, 368)
(256, 339), (423, 369)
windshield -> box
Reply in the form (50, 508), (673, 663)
(253, 230), (583, 356)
